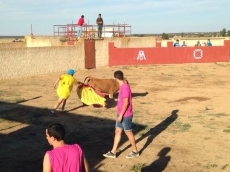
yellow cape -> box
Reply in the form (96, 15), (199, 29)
(77, 84), (106, 107)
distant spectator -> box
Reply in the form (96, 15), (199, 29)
(96, 13), (103, 38)
(181, 41), (187, 47)
(195, 41), (201, 47)
(206, 39), (212, 46)
(173, 39), (180, 47)
(77, 15), (85, 38)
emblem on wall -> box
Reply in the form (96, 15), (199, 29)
(137, 51), (146, 60)
(193, 49), (203, 59)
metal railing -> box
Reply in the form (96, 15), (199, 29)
(53, 23), (132, 38)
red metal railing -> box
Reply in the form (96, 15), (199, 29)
(53, 23), (132, 38)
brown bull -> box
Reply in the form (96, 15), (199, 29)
(84, 76), (120, 99)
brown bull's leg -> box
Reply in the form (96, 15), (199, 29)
(109, 94), (113, 99)
(109, 91), (114, 99)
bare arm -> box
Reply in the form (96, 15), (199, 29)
(43, 153), (52, 172)
(82, 153), (90, 172)
(53, 77), (61, 89)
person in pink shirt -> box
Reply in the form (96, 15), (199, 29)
(43, 123), (89, 172)
(103, 70), (139, 158)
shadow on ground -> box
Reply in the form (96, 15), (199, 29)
(0, 100), (146, 172)
(117, 109), (178, 157)
(141, 147), (171, 172)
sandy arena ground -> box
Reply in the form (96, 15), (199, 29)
(0, 63), (230, 172)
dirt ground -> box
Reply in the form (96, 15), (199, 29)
(1, 63), (230, 172)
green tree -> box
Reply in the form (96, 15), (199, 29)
(181, 32), (184, 37)
(220, 28), (226, 37)
(228, 30), (230, 36)
(162, 32), (169, 40)
(198, 33), (204, 37)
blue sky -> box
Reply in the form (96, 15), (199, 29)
(0, 0), (229, 36)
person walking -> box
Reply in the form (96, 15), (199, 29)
(103, 70), (139, 158)
(51, 69), (82, 116)
(77, 15), (85, 38)
(96, 13), (103, 38)
(43, 123), (89, 172)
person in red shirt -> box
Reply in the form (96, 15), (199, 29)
(77, 15), (85, 38)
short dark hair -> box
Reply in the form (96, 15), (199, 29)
(99, 13), (101, 16)
(114, 70), (124, 80)
(46, 123), (65, 141)
(81, 15), (84, 18)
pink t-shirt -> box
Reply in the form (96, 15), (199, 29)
(47, 144), (83, 172)
(117, 83), (133, 117)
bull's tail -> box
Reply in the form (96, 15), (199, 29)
(84, 76), (91, 84)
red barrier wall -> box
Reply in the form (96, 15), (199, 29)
(109, 40), (230, 66)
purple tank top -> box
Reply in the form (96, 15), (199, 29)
(47, 144), (83, 172)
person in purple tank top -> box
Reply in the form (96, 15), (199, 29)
(43, 123), (89, 172)
(103, 70), (139, 159)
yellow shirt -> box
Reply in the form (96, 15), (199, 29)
(57, 74), (77, 99)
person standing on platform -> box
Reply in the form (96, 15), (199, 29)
(96, 13), (103, 38)
(77, 15), (85, 39)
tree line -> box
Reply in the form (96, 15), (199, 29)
(161, 28), (230, 40)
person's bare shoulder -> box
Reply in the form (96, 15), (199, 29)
(43, 153), (52, 172)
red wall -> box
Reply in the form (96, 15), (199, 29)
(109, 40), (230, 67)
